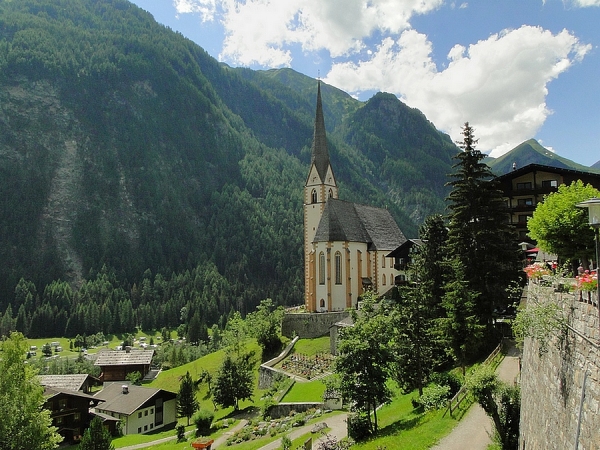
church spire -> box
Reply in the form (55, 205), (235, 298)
(311, 81), (330, 182)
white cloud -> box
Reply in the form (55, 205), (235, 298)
(172, 0), (443, 66)
(324, 26), (591, 156)
(570, 0), (600, 7)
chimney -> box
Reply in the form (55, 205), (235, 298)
(122, 385), (129, 394)
(125, 346), (131, 353)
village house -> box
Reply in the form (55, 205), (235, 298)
(93, 383), (177, 435)
(94, 348), (154, 381)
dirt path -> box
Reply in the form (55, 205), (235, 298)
(430, 343), (521, 450)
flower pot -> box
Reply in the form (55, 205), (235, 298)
(191, 438), (214, 449)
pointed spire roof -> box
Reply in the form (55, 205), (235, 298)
(311, 81), (331, 182)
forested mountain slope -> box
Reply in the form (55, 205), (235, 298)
(0, 0), (459, 334)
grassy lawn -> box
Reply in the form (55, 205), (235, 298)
(281, 378), (329, 402)
(350, 384), (472, 450)
(290, 336), (330, 355)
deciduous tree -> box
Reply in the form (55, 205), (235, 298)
(213, 351), (255, 410)
(0, 332), (62, 450)
(527, 180), (600, 268)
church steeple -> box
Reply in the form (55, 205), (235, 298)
(310, 81), (331, 182)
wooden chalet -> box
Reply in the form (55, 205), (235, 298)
(94, 348), (154, 381)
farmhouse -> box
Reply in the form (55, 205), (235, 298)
(304, 82), (406, 312)
(39, 373), (100, 394)
(93, 383), (177, 435)
(43, 386), (104, 443)
(94, 348), (154, 381)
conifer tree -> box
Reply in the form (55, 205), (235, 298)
(177, 371), (199, 426)
(445, 123), (520, 341)
(79, 416), (114, 450)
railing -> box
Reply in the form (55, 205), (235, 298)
(443, 340), (503, 418)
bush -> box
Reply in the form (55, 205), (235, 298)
(176, 424), (186, 442)
(430, 371), (462, 397)
(419, 384), (451, 411)
(347, 412), (371, 441)
(193, 409), (215, 436)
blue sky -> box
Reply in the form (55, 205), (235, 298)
(129, 0), (600, 167)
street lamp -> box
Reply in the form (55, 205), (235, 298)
(576, 198), (600, 318)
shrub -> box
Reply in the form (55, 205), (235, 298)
(347, 412), (371, 441)
(280, 434), (292, 450)
(419, 384), (451, 411)
(193, 409), (215, 436)
(430, 371), (462, 397)
(176, 424), (186, 442)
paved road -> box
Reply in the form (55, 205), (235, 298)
(430, 343), (521, 450)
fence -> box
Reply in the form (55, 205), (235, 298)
(443, 340), (503, 418)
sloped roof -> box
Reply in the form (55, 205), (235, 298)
(93, 383), (175, 416)
(39, 374), (93, 392)
(94, 349), (154, 366)
(313, 198), (406, 251)
(386, 239), (423, 258)
(44, 386), (101, 403)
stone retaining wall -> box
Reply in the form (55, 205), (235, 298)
(258, 336), (299, 390)
(281, 311), (350, 338)
(519, 283), (600, 450)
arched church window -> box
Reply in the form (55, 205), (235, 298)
(335, 251), (342, 284)
(329, 189), (334, 198)
(311, 189), (317, 204)
(320, 299), (326, 308)
(382, 255), (386, 268)
(319, 252), (325, 285)
(382, 274), (386, 285)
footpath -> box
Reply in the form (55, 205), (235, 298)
(430, 343), (521, 450)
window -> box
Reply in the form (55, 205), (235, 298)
(150, 423), (154, 429)
(59, 399), (67, 410)
(516, 182), (532, 190)
(144, 425), (148, 431)
(542, 180), (558, 188)
(319, 252), (325, 285)
(56, 417), (64, 425)
(518, 214), (532, 223)
(382, 274), (386, 285)
(145, 410), (148, 416)
(517, 198), (533, 206)
(138, 412), (142, 419)
(335, 252), (342, 284)
(138, 427), (142, 434)
(382, 255), (386, 268)
(150, 408), (154, 414)
(329, 188), (334, 198)
(74, 412), (81, 421)
(320, 299), (326, 308)
(311, 189), (317, 204)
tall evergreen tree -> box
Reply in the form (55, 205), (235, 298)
(177, 371), (199, 426)
(445, 123), (520, 340)
(213, 351), (255, 410)
(79, 416), (114, 450)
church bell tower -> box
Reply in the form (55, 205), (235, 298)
(304, 81), (338, 311)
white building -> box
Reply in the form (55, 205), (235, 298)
(304, 82), (406, 312)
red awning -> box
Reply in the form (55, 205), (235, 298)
(525, 248), (539, 253)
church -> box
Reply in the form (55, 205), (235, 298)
(304, 82), (407, 312)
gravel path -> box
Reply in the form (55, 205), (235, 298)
(430, 342), (521, 450)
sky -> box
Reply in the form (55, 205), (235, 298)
(128, 0), (600, 167)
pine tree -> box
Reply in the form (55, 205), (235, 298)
(177, 371), (199, 426)
(445, 123), (521, 341)
(213, 351), (255, 410)
(79, 416), (114, 450)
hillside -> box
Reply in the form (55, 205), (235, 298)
(0, 0), (462, 325)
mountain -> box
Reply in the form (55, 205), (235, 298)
(485, 139), (600, 175)
(0, 0), (461, 320)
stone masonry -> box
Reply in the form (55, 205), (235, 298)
(519, 282), (600, 450)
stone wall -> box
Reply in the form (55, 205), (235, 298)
(519, 283), (600, 450)
(266, 402), (324, 419)
(258, 336), (299, 390)
(281, 311), (350, 338)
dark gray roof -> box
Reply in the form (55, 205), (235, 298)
(309, 81), (331, 182)
(93, 383), (175, 416)
(386, 239), (424, 258)
(39, 374), (92, 391)
(313, 198), (406, 250)
(44, 386), (101, 403)
(94, 349), (154, 366)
